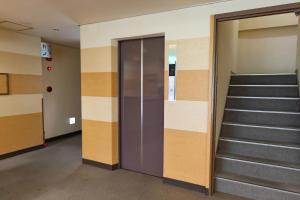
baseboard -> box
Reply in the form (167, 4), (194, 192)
(82, 159), (119, 170)
(45, 130), (81, 143)
(0, 144), (45, 160)
(163, 178), (208, 194)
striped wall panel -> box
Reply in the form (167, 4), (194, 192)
(81, 44), (118, 165)
(163, 38), (210, 187)
(0, 29), (43, 156)
(0, 113), (43, 155)
(80, 37), (211, 187)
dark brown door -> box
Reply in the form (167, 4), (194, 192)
(120, 37), (164, 177)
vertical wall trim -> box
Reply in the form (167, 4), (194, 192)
(141, 39), (144, 168)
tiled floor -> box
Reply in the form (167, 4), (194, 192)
(0, 136), (246, 200)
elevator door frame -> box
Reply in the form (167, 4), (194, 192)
(118, 36), (165, 177)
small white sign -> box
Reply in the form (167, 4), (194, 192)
(69, 117), (76, 125)
(41, 42), (51, 58)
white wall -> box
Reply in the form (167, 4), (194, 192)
(42, 43), (81, 139)
(237, 13), (298, 74)
(239, 13), (298, 31)
(216, 20), (239, 150)
(237, 26), (298, 74)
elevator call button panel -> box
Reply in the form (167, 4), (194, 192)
(168, 45), (176, 101)
(168, 64), (176, 101)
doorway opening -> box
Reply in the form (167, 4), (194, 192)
(210, 2), (300, 199)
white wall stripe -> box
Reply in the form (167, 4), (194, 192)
(164, 100), (208, 132)
(81, 96), (118, 122)
(0, 94), (43, 117)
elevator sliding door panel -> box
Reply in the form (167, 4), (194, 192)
(120, 37), (164, 177)
(120, 40), (142, 172)
(142, 38), (164, 176)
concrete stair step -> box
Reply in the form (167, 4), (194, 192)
(228, 85), (299, 98)
(215, 172), (300, 200)
(221, 122), (300, 145)
(226, 96), (300, 112)
(218, 137), (300, 165)
(216, 154), (300, 186)
(223, 109), (300, 128)
(230, 74), (298, 85)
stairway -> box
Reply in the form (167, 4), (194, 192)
(215, 73), (300, 200)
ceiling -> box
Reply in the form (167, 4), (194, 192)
(0, 0), (229, 47)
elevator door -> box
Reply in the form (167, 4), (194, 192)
(120, 37), (164, 177)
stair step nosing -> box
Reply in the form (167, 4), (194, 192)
(231, 73), (297, 76)
(225, 108), (300, 115)
(227, 96), (300, 100)
(216, 155), (300, 171)
(220, 137), (300, 150)
(230, 85), (298, 87)
(222, 122), (300, 132)
(215, 176), (300, 196)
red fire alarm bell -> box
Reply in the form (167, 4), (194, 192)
(47, 66), (54, 72)
(47, 86), (53, 93)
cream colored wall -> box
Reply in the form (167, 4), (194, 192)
(215, 20), (239, 151)
(237, 14), (298, 74)
(239, 13), (298, 31)
(80, 0), (300, 189)
(0, 28), (43, 155)
(42, 43), (81, 139)
(237, 26), (298, 74)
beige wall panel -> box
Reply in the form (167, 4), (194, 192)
(164, 128), (208, 186)
(0, 51), (42, 75)
(0, 29), (41, 56)
(0, 94), (42, 117)
(111, 124), (119, 164)
(81, 72), (117, 97)
(165, 38), (210, 70)
(239, 13), (298, 31)
(0, 113), (43, 155)
(176, 70), (209, 101)
(82, 119), (118, 165)
(81, 46), (117, 72)
(0, 74), (8, 94)
(237, 26), (297, 74)
(164, 100), (208, 132)
(9, 74), (42, 94)
(111, 46), (118, 73)
(81, 96), (118, 122)
(216, 20), (239, 151)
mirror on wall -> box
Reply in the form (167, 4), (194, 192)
(0, 73), (9, 95)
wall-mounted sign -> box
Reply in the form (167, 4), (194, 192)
(41, 42), (52, 58)
(69, 117), (76, 125)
